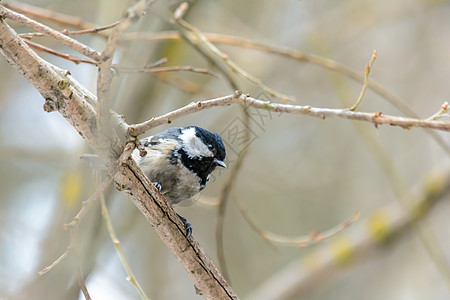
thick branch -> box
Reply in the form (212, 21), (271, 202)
(0, 17), (237, 299)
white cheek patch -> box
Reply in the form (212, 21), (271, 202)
(180, 127), (213, 158)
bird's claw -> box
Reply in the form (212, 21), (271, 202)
(177, 213), (192, 239)
(152, 181), (162, 191)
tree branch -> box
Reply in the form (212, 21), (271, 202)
(173, 2), (296, 102)
(0, 5), (100, 61)
(128, 91), (450, 137)
(23, 39), (98, 65)
(96, 0), (151, 134)
(0, 16), (237, 300)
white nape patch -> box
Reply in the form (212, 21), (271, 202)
(180, 127), (213, 158)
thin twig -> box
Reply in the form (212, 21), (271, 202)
(116, 65), (219, 77)
(77, 268), (92, 300)
(23, 39), (98, 65)
(121, 31), (414, 114)
(0, 5), (101, 61)
(74, 244), (92, 300)
(39, 140), (134, 276)
(428, 101), (449, 121)
(231, 197), (280, 252)
(132, 58), (208, 94)
(3, 1), (100, 30)
(146, 57), (168, 68)
(173, 3), (296, 102)
(168, 5), (239, 91)
(64, 176), (114, 230)
(99, 177), (150, 300)
(19, 20), (122, 39)
(38, 247), (71, 275)
(38, 175), (113, 275)
(152, 73), (203, 94)
(349, 50), (377, 111)
(216, 135), (250, 282)
(237, 201), (360, 247)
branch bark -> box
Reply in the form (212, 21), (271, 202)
(0, 15), (237, 300)
(128, 92), (450, 137)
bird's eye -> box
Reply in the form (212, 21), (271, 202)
(207, 144), (213, 149)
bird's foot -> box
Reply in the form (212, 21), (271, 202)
(177, 213), (192, 239)
(152, 181), (162, 191)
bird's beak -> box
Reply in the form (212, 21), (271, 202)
(214, 159), (227, 168)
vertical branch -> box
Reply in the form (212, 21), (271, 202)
(99, 178), (150, 300)
(349, 50), (377, 111)
(96, 0), (152, 129)
(73, 241), (93, 300)
(216, 111), (251, 281)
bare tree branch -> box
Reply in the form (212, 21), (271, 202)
(1, 3), (449, 299)
(237, 200), (360, 247)
(23, 39), (98, 65)
(0, 15), (237, 300)
(3, 0), (101, 30)
(121, 30), (450, 155)
(121, 31), (414, 115)
(128, 91), (450, 137)
(349, 50), (377, 111)
(19, 20), (122, 39)
(116, 64), (219, 77)
(0, 5), (100, 61)
(99, 174), (150, 300)
(96, 0), (151, 134)
(173, 2), (296, 102)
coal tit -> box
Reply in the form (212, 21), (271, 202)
(131, 126), (227, 236)
(132, 126), (226, 205)
(82, 126), (226, 237)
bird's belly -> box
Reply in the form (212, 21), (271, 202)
(132, 148), (202, 205)
(156, 167), (201, 205)
(147, 164), (201, 206)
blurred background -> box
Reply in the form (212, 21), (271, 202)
(1, 0), (450, 299)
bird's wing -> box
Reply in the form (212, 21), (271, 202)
(142, 127), (183, 146)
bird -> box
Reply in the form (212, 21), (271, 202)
(83, 126), (227, 237)
(132, 126), (227, 237)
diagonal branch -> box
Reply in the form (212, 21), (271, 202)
(23, 39), (98, 65)
(173, 3), (296, 102)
